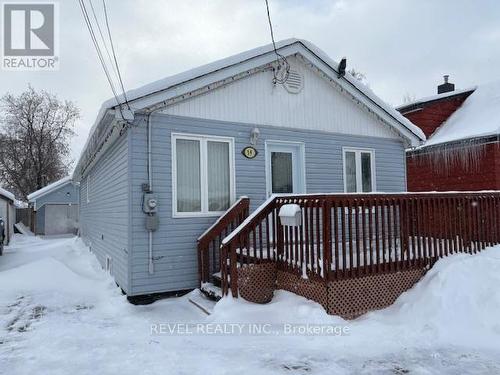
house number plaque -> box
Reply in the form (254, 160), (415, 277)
(242, 146), (258, 159)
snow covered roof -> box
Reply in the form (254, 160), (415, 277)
(27, 176), (73, 201)
(419, 80), (500, 148)
(75, 38), (425, 177)
(396, 87), (476, 112)
(0, 187), (15, 202)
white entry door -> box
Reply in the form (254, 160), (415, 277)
(266, 142), (305, 197)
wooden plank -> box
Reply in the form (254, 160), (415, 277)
(355, 199), (361, 275)
(322, 200), (332, 280)
(341, 200), (347, 278)
(333, 200), (340, 278)
(380, 199), (387, 271)
(348, 201), (354, 277)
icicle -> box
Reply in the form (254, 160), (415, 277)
(412, 139), (489, 174)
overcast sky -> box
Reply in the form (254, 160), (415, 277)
(2, 0), (500, 164)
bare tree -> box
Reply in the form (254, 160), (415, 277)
(0, 86), (79, 198)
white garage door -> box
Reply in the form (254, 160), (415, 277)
(44, 205), (78, 235)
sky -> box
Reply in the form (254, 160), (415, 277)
(1, 0), (500, 166)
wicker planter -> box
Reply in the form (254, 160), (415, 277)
(237, 263), (276, 304)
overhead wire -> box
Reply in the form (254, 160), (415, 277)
(102, 0), (131, 110)
(78, 0), (130, 119)
(78, 0), (121, 106)
(87, 0), (119, 80)
(264, 0), (289, 84)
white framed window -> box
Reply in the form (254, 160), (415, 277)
(172, 133), (235, 217)
(342, 148), (376, 193)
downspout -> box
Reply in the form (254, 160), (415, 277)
(147, 112), (154, 274)
(146, 110), (159, 275)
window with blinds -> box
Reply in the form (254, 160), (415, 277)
(172, 133), (234, 216)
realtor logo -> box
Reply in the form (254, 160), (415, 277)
(2, 2), (59, 70)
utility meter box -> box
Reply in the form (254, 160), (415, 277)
(278, 204), (302, 227)
(142, 193), (158, 214)
(145, 215), (159, 232)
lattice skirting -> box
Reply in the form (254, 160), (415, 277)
(276, 270), (328, 311)
(239, 265), (426, 319)
(327, 268), (427, 319)
(238, 263), (276, 304)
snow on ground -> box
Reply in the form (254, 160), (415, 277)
(1, 234), (500, 375)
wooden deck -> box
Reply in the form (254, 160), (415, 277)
(198, 192), (500, 300)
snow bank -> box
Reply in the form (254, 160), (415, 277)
(210, 246), (500, 351)
(371, 248), (500, 349)
(0, 236), (112, 302)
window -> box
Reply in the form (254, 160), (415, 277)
(343, 148), (375, 193)
(172, 133), (235, 216)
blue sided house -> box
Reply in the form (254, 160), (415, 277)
(72, 39), (425, 298)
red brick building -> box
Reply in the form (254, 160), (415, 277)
(398, 77), (500, 191)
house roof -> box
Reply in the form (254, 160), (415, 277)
(0, 187), (15, 202)
(75, 38), (425, 177)
(396, 87), (476, 113)
(27, 176), (73, 201)
(418, 80), (500, 148)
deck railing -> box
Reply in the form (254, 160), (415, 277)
(197, 197), (250, 285)
(219, 192), (500, 297)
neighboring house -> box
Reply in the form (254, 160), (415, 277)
(0, 187), (15, 246)
(27, 177), (79, 235)
(72, 38), (425, 298)
(398, 76), (499, 191)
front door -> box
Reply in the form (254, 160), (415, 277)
(266, 142), (305, 197)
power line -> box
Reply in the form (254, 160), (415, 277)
(78, 0), (121, 107)
(87, 0), (119, 80)
(102, 0), (130, 110)
(264, 0), (289, 84)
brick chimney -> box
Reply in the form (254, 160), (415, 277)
(437, 75), (455, 94)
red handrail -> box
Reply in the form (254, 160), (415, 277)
(197, 197), (250, 286)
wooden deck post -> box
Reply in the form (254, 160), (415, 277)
(229, 242), (238, 297)
(322, 200), (332, 281)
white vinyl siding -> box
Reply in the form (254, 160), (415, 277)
(343, 148), (376, 193)
(161, 56), (399, 140)
(172, 133), (235, 217)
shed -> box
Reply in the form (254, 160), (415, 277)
(27, 177), (79, 235)
(0, 187), (15, 246)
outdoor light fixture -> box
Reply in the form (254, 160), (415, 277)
(250, 127), (260, 146)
